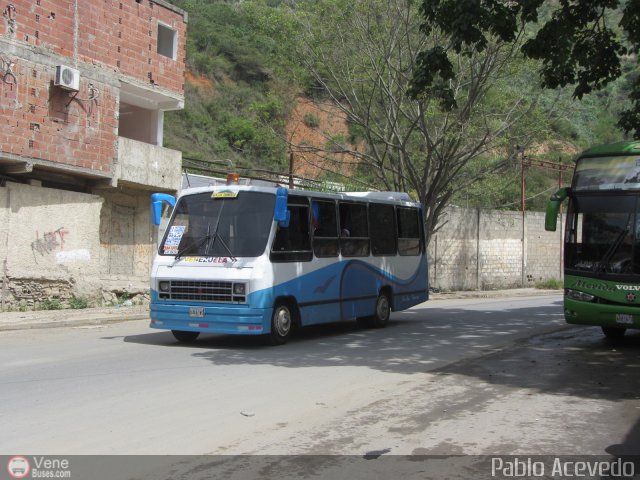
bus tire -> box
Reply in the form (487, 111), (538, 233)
(602, 326), (626, 340)
(172, 330), (200, 342)
(371, 291), (391, 328)
(267, 302), (293, 345)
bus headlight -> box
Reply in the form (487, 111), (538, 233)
(233, 283), (246, 295)
(159, 281), (170, 292)
(565, 289), (595, 302)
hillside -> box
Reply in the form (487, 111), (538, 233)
(164, 0), (634, 210)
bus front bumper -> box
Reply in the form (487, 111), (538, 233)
(150, 303), (272, 335)
(564, 298), (640, 329)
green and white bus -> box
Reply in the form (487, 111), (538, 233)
(546, 141), (640, 339)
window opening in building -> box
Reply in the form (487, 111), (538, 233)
(157, 23), (176, 59)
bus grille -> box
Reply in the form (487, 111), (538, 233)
(159, 280), (243, 303)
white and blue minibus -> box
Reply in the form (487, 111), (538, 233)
(149, 179), (428, 344)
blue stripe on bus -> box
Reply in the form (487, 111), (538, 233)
(248, 259), (427, 324)
(150, 258), (427, 333)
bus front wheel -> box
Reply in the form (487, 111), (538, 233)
(172, 330), (200, 342)
(602, 326), (626, 340)
(267, 303), (293, 345)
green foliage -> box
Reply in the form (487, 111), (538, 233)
(413, 0), (640, 137)
(39, 298), (64, 311)
(219, 116), (256, 150)
(535, 278), (563, 290)
(303, 112), (320, 128)
(163, 1), (301, 174)
(325, 135), (346, 153)
(69, 296), (88, 310)
(164, 0), (632, 223)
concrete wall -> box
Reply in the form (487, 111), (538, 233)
(429, 207), (564, 291)
(117, 137), (182, 192)
(0, 184), (565, 308)
(0, 182), (154, 309)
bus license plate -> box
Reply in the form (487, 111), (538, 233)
(616, 314), (633, 325)
(189, 307), (205, 318)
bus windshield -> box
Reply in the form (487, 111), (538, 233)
(159, 191), (276, 258)
(566, 194), (640, 276)
(573, 155), (640, 191)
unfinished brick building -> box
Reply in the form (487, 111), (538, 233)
(0, 0), (187, 309)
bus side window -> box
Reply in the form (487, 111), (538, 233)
(271, 203), (313, 262)
(397, 207), (421, 256)
(369, 203), (396, 255)
(312, 200), (339, 257)
(339, 202), (370, 257)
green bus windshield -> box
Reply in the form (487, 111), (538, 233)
(566, 194), (640, 276)
(573, 155), (640, 192)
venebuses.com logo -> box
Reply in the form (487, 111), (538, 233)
(7, 456), (30, 479)
(6, 456), (71, 479)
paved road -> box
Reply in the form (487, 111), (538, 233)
(1, 293), (639, 459)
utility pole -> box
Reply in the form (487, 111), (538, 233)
(520, 153), (574, 285)
(288, 151), (295, 189)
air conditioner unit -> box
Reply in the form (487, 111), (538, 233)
(54, 65), (80, 91)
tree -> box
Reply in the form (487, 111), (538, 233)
(291, 0), (541, 239)
(411, 0), (640, 138)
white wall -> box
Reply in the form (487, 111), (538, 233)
(0, 182), (154, 309)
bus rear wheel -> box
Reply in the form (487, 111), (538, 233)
(602, 326), (626, 340)
(358, 291), (391, 329)
(372, 291), (391, 328)
(172, 330), (200, 342)
(266, 303), (293, 345)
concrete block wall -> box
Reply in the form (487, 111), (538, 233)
(429, 207), (479, 290)
(0, 184), (566, 308)
(429, 207), (564, 291)
(478, 210), (523, 289)
(526, 211), (564, 283)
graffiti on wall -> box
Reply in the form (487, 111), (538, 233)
(31, 227), (70, 257)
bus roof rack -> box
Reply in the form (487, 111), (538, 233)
(342, 191), (414, 202)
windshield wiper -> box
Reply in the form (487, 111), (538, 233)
(208, 231), (237, 262)
(172, 224), (212, 265)
(597, 224), (630, 273)
(205, 205), (237, 262)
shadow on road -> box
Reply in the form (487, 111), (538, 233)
(122, 297), (640, 404)
(122, 299), (572, 376)
(433, 325), (640, 402)
(119, 297), (640, 454)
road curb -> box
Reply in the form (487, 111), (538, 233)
(429, 289), (561, 301)
(0, 308), (149, 332)
(0, 289), (562, 332)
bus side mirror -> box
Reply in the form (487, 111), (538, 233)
(151, 193), (176, 226)
(545, 187), (569, 232)
(274, 187), (290, 228)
